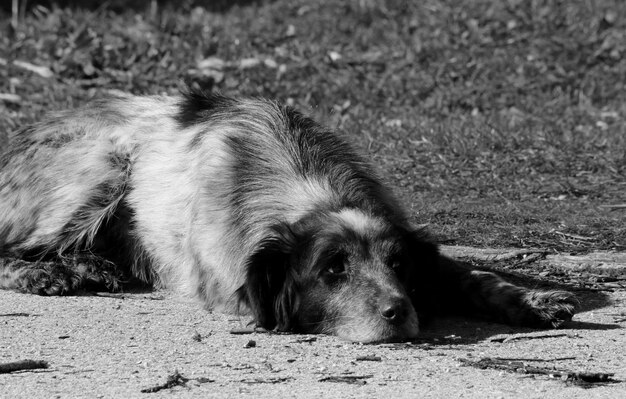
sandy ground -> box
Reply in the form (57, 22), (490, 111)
(1, 255), (625, 398)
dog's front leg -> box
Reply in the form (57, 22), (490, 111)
(423, 255), (578, 328)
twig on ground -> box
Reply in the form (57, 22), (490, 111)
(229, 327), (268, 335)
(63, 369), (96, 375)
(489, 332), (571, 343)
(319, 374), (373, 385)
(292, 336), (317, 343)
(355, 355), (382, 362)
(141, 371), (189, 393)
(93, 292), (165, 300)
(492, 357), (576, 362)
(94, 292), (127, 299)
(600, 204), (626, 210)
(460, 357), (619, 387)
(0, 360), (49, 373)
(240, 376), (293, 384)
(440, 247), (548, 263)
(554, 231), (595, 241)
(0, 312), (31, 317)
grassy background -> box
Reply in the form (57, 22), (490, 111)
(1, 0), (624, 253)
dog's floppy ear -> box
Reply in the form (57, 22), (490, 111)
(238, 223), (300, 331)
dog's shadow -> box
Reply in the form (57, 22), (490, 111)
(417, 266), (619, 345)
(485, 264), (614, 313)
(418, 314), (619, 346)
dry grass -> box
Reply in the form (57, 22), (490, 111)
(1, 0), (624, 252)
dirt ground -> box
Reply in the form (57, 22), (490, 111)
(1, 249), (625, 399)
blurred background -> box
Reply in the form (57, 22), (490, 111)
(0, 0), (624, 252)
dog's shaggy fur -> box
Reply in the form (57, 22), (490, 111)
(0, 89), (577, 342)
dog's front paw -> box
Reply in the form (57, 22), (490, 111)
(517, 290), (578, 328)
(23, 265), (81, 296)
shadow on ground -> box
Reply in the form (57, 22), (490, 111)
(486, 265), (613, 313)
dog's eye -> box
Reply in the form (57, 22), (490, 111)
(324, 254), (347, 276)
(388, 253), (403, 270)
(326, 263), (346, 275)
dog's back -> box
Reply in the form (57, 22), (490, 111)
(0, 94), (174, 253)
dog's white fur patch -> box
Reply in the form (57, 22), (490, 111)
(283, 178), (334, 221)
(333, 208), (384, 236)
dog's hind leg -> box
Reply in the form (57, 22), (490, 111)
(420, 256), (578, 328)
(0, 253), (128, 295)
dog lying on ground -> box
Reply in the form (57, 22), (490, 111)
(0, 88), (577, 342)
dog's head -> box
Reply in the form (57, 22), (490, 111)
(238, 208), (439, 343)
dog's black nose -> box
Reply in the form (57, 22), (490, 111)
(378, 296), (407, 323)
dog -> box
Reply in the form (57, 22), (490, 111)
(0, 88), (577, 342)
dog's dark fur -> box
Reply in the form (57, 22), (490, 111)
(0, 88), (577, 342)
